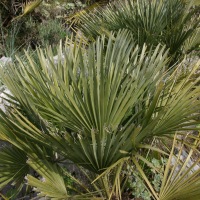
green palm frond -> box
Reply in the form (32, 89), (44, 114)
(27, 157), (104, 199)
(27, 157), (69, 199)
(183, 0), (200, 6)
(0, 30), (168, 172)
(67, 0), (108, 30)
(159, 133), (200, 200)
(184, 27), (200, 53)
(0, 146), (29, 198)
(0, 30), (199, 198)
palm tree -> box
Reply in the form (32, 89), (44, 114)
(78, 0), (200, 65)
(0, 30), (199, 199)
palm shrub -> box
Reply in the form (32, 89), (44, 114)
(0, 30), (200, 199)
(78, 0), (200, 65)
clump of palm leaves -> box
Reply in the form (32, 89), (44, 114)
(78, 0), (200, 65)
(0, 30), (199, 199)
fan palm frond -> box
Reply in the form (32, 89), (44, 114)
(0, 146), (29, 198)
(78, 0), (200, 61)
(67, 0), (108, 30)
(27, 157), (69, 199)
(158, 133), (200, 200)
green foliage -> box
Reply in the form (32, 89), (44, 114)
(27, 157), (69, 199)
(0, 1), (198, 198)
(126, 165), (152, 200)
(0, 19), (21, 58)
(34, 0), (87, 22)
(0, 1), (71, 52)
(78, 0), (200, 63)
(0, 30), (172, 173)
(0, 30), (199, 199)
(151, 158), (167, 192)
(0, 146), (29, 199)
(37, 19), (68, 47)
(126, 157), (167, 199)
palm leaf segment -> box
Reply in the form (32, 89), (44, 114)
(0, 31), (200, 174)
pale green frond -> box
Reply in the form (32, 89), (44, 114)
(67, 0), (108, 29)
(184, 27), (200, 53)
(0, 146), (29, 198)
(27, 158), (69, 199)
(27, 157), (103, 200)
(159, 133), (200, 200)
